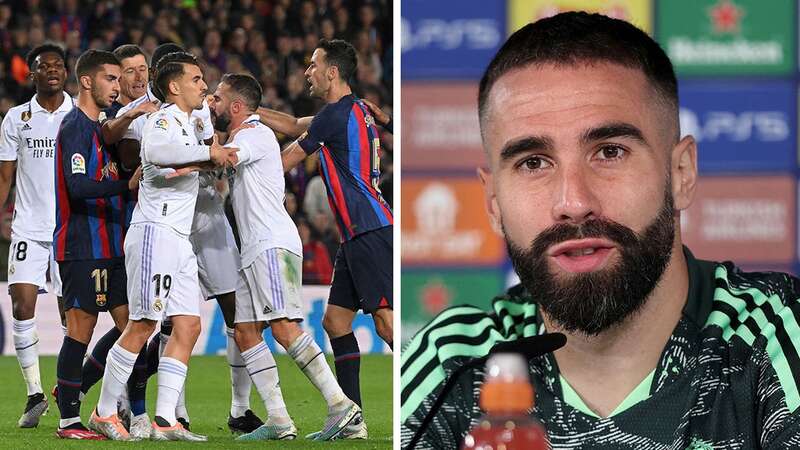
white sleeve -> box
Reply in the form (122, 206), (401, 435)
(229, 129), (271, 166)
(0, 112), (19, 161)
(195, 103), (214, 140)
(142, 114), (210, 166)
(122, 115), (146, 142)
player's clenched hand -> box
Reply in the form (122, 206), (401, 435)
(128, 165), (143, 190)
(209, 134), (239, 167)
(126, 101), (159, 119)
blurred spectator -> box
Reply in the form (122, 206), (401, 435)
(0, 0), (394, 281)
(299, 219), (332, 285)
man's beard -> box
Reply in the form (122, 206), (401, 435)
(212, 110), (230, 132)
(506, 187), (676, 336)
(91, 86), (112, 108)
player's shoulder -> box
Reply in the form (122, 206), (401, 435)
(2, 102), (31, 126)
(118, 93), (149, 115)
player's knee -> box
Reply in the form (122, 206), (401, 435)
(270, 321), (301, 348)
(322, 312), (348, 337)
(11, 301), (35, 321)
(233, 324), (259, 350)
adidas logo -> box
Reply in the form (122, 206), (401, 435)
(21, 124), (31, 131)
(263, 305), (272, 314)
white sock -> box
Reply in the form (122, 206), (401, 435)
(13, 318), (42, 396)
(159, 329), (189, 421)
(156, 357), (186, 426)
(59, 416), (81, 428)
(227, 327), (251, 417)
(97, 343), (138, 417)
(287, 333), (347, 412)
(241, 340), (290, 424)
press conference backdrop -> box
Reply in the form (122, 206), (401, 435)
(401, 0), (800, 343)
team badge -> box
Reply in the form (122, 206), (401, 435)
(95, 294), (107, 307)
(195, 119), (204, 133)
(98, 111), (107, 122)
(153, 298), (163, 312)
(154, 118), (168, 130)
(9, 264), (14, 275)
(21, 111), (31, 122)
(71, 153), (86, 174)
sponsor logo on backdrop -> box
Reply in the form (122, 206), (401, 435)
(401, 83), (485, 170)
(507, 0), (651, 35)
(402, 178), (504, 265)
(401, 0), (504, 79)
(678, 80), (795, 172)
(681, 176), (795, 263)
(658, 0), (793, 74)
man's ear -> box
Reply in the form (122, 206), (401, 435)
(478, 167), (503, 236)
(79, 74), (92, 90)
(671, 135), (698, 211)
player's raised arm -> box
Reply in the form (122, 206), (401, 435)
(57, 130), (131, 199)
(255, 106), (312, 137)
(101, 100), (158, 144)
(280, 140), (307, 172)
(143, 113), (237, 167)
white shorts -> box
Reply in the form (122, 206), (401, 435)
(235, 248), (302, 324)
(125, 223), (202, 321)
(189, 212), (239, 299)
(8, 232), (62, 297)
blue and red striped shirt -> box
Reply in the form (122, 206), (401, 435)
(54, 107), (128, 261)
(298, 94), (393, 241)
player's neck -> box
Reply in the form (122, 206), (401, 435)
(542, 239), (689, 417)
(325, 82), (352, 104)
(77, 91), (101, 121)
(36, 90), (64, 113)
(118, 93), (134, 106)
(171, 97), (194, 116)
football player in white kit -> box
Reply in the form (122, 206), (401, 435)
(0, 44), (73, 428)
(88, 51), (238, 441)
(102, 43), (260, 434)
(208, 73), (360, 441)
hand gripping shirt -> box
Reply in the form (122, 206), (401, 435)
(297, 93), (392, 241)
(130, 103), (210, 237)
(226, 114), (302, 267)
(0, 93), (73, 242)
(401, 248), (800, 449)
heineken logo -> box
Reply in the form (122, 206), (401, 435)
(709, 0), (743, 34)
(658, 0), (792, 73)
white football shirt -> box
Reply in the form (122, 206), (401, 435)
(131, 103), (212, 236)
(117, 85), (214, 143)
(0, 93), (74, 242)
(227, 114), (302, 266)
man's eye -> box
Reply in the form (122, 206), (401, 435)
(597, 145), (626, 160)
(520, 157), (551, 171)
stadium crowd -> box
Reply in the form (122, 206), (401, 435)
(0, 0), (394, 284)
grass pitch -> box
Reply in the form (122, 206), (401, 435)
(0, 354), (392, 449)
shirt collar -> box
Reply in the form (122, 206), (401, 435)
(244, 114), (260, 124)
(680, 246), (717, 328)
(30, 92), (73, 114)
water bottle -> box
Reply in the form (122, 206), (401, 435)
(462, 353), (548, 450)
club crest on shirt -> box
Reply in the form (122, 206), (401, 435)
(154, 118), (168, 130)
(195, 118), (204, 134)
(21, 111), (31, 122)
(71, 153), (86, 174)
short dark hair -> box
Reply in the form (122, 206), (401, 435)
(27, 43), (66, 70)
(75, 49), (120, 79)
(478, 12), (678, 134)
(316, 39), (357, 82)
(154, 52), (200, 101)
(220, 73), (262, 111)
(113, 44), (146, 64)
(152, 43), (185, 68)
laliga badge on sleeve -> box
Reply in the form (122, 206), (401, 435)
(71, 153), (86, 174)
(155, 118), (168, 130)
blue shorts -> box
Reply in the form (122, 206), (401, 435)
(59, 257), (128, 314)
(329, 226), (393, 314)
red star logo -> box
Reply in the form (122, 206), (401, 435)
(708, 0), (744, 34)
(421, 280), (452, 315)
